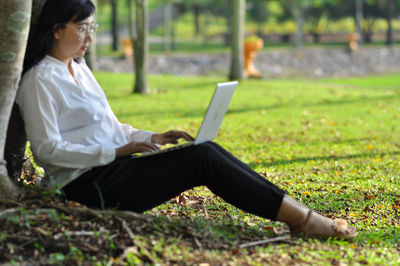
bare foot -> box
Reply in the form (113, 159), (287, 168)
(290, 210), (356, 240)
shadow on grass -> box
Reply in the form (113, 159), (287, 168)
(105, 80), (224, 100)
(294, 137), (378, 147)
(117, 93), (400, 120)
(148, 215), (277, 249)
(249, 151), (400, 168)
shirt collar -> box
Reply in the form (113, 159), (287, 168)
(43, 55), (79, 70)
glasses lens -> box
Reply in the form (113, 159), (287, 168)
(90, 24), (99, 34)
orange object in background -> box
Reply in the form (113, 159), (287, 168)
(348, 33), (359, 53)
(121, 38), (133, 58)
(244, 38), (263, 78)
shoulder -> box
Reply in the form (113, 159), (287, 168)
(17, 57), (67, 104)
(21, 56), (68, 87)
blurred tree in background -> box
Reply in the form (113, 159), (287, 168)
(92, 0), (400, 89)
(95, 0), (400, 51)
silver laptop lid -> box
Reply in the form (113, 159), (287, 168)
(194, 81), (238, 144)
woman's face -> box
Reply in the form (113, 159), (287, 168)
(53, 15), (96, 63)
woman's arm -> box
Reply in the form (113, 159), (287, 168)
(16, 69), (116, 168)
(115, 130), (194, 157)
(115, 141), (159, 157)
(151, 130), (195, 145)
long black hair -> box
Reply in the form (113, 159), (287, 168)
(23, 0), (96, 75)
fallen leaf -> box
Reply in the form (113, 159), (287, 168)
(363, 206), (374, 213)
(365, 195), (375, 199)
(33, 227), (49, 237)
(262, 226), (273, 231)
(175, 193), (188, 206)
(245, 221), (256, 227)
(86, 244), (99, 252)
(311, 167), (320, 174)
(66, 201), (83, 207)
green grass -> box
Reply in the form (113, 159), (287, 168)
(91, 72), (400, 264)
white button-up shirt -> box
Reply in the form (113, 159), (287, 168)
(16, 55), (153, 189)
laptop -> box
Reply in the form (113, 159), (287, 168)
(135, 81), (238, 158)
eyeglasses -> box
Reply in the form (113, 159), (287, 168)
(63, 23), (99, 41)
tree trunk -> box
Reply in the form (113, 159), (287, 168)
(355, 0), (363, 46)
(0, 0), (32, 200)
(193, 3), (201, 37)
(229, 0), (244, 80)
(202, 10), (210, 47)
(133, 0), (148, 94)
(224, 0), (231, 46)
(294, 11), (305, 48)
(128, 0), (135, 41)
(111, 0), (119, 51)
(386, 0), (394, 46)
(163, 3), (172, 53)
(85, 0), (97, 70)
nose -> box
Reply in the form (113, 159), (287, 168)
(81, 32), (93, 43)
(87, 33), (93, 42)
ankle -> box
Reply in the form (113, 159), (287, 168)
(276, 196), (310, 226)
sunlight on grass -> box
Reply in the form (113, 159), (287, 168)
(94, 72), (400, 264)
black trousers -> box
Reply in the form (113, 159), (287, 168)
(62, 142), (286, 220)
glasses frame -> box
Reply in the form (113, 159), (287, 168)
(62, 23), (99, 41)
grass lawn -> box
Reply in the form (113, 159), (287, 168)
(2, 73), (399, 265)
(91, 72), (400, 264)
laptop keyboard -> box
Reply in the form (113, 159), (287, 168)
(135, 142), (194, 158)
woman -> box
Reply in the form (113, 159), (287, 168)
(17, 0), (355, 239)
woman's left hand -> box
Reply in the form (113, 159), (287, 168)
(151, 130), (195, 145)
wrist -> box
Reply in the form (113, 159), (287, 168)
(151, 133), (161, 144)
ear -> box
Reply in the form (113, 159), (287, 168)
(53, 25), (62, 40)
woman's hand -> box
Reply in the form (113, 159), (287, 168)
(116, 141), (160, 157)
(151, 130), (195, 145)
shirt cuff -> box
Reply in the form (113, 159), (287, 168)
(101, 146), (117, 164)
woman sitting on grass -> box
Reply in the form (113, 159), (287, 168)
(16, 0), (356, 240)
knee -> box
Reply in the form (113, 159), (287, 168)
(190, 142), (218, 157)
(177, 142), (224, 164)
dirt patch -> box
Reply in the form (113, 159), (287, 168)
(97, 47), (400, 78)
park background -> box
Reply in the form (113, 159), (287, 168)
(1, 0), (400, 265)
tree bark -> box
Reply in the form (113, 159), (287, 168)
(229, 0), (244, 80)
(0, 0), (32, 200)
(133, 0), (148, 94)
(111, 0), (119, 51)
